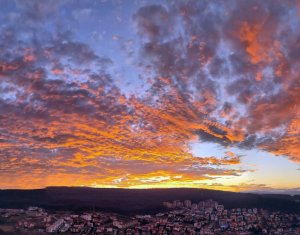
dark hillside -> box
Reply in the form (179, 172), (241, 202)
(0, 187), (299, 214)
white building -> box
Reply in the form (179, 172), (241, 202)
(46, 219), (64, 233)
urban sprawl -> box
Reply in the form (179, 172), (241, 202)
(0, 200), (300, 235)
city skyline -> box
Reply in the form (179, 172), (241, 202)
(0, 0), (300, 192)
(2, 198), (299, 234)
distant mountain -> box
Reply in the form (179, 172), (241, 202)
(245, 189), (300, 196)
(0, 187), (299, 214)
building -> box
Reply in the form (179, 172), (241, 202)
(46, 219), (64, 233)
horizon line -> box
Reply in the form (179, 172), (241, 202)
(1, 186), (299, 195)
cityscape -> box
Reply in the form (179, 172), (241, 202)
(1, 1), (300, 235)
(1, 200), (300, 235)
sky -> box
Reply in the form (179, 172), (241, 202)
(0, 0), (300, 193)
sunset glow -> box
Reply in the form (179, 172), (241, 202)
(0, 0), (299, 193)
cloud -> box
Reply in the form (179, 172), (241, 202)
(134, 5), (173, 42)
(0, 23), (245, 189)
(15, 0), (68, 22)
(134, 0), (300, 163)
(0, 0), (299, 189)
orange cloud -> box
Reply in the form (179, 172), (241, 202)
(1, 0), (300, 190)
(237, 22), (267, 64)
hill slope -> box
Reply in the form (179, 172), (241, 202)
(0, 187), (299, 214)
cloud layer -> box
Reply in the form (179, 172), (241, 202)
(0, 0), (299, 189)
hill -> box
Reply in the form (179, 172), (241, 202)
(0, 187), (299, 214)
